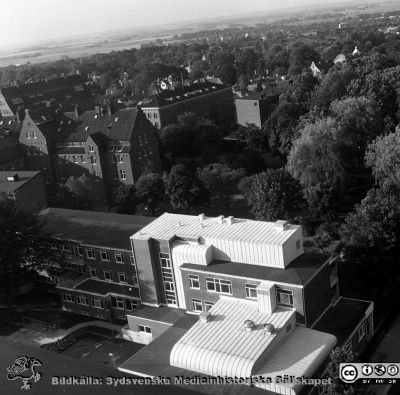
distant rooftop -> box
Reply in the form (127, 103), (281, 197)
(127, 305), (185, 325)
(132, 213), (300, 245)
(41, 207), (154, 250)
(0, 171), (41, 193)
(139, 82), (230, 108)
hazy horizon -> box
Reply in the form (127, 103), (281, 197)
(1, 0), (357, 48)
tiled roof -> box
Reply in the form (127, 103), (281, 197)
(41, 207), (154, 250)
(180, 252), (330, 286)
(30, 107), (142, 143)
(139, 82), (230, 108)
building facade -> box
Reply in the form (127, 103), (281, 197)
(19, 106), (162, 197)
(139, 82), (235, 131)
(37, 210), (375, 395)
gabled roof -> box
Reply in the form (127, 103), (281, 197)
(27, 107), (143, 143)
(0, 171), (41, 193)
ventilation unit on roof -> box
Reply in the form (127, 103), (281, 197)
(114, 117), (119, 122)
(84, 126), (89, 131)
(217, 215), (224, 224)
(274, 220), (288, 232)
(263, 323), (276, 334)
(244, 320), (255, 332)
(199, 311), (211, 323)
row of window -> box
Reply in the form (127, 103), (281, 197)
(192, 299), (214, 313)
(113, 169), (126, 181)
(188, 275), (294, 307)
(63, 294), (138, 311)
(26, 132), (38, 139)
(58, 243), (133, 265)
(63, 294), (104, 309)
(89, 268), (138, 286)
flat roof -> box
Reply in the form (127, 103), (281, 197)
(170, 297), (295, 378)
(132, 213), (300, 246)
(41, 208), (154, 250)
(127, 306), (185, 325)
(254, 327), (337, 394)
(0, 171), (41, 193)
(313, 297), (372, 345)
(71, 278), (140, 299)
(180, 252), (330, 286)
(0, 338), (195, 395)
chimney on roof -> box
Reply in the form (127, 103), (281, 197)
(74, 104), (80, 118)
(60, 72), (65, 78)
(6, 173), (19, 182)
(45, 99), (51, 108)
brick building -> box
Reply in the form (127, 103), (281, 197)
(139, 82), (235, 131)
(19, 105), (161, 197)
(1, 74), (93, 115)
(37, 210), (375, 394)
(0, 171), (47, 213)
(37, 208), (154, 319)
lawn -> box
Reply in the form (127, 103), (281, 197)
(60, 331), (144, 368)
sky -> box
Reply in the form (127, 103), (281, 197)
(1, 0), (353, 47)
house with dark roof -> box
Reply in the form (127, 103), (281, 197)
(1, 74), (94, 115)
(0, 171), (47, 212)
(139, 81), (235, 131)
(19, 105), (161, 197)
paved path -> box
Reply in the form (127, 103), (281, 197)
(368, 312), (400, 395)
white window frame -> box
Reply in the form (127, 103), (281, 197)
(130, 254), (136, 265)
(120, 169), (126, 180)
(189, 275), (200, 289)
(204, 301), (214, 311)
(245, 284), (258, 300)
(86, 248), (95, 259)
(62, 243), (71, 252)
(138, 325), (151, 334)
(115, 297), (124, 309)
(159, 252), (171, 268)
(276, 288), (294, 307)
(206, 277), (232, 295)
(76, 296), (88, 306)
(89, 268), (98, 278)
(63, 294), (74, 302)
(103, 269), (112, 282)
(115, 252), (123, 264)
(92, 299), (104, 309)
(89, 146), (94, 152)
(100, 250), (110, 261)
(104, 270), (112, 282)
(192, 299), (203, 312)
(118, 272), (127, 284)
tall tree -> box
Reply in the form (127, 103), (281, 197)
(197, 163), (245, 209)
(239, 169), (304, 222)
(365, 129), (400, 187)
(0, 199), (57, 306)
(135, 172), (165, 214)
(165, 164), (208, 211)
